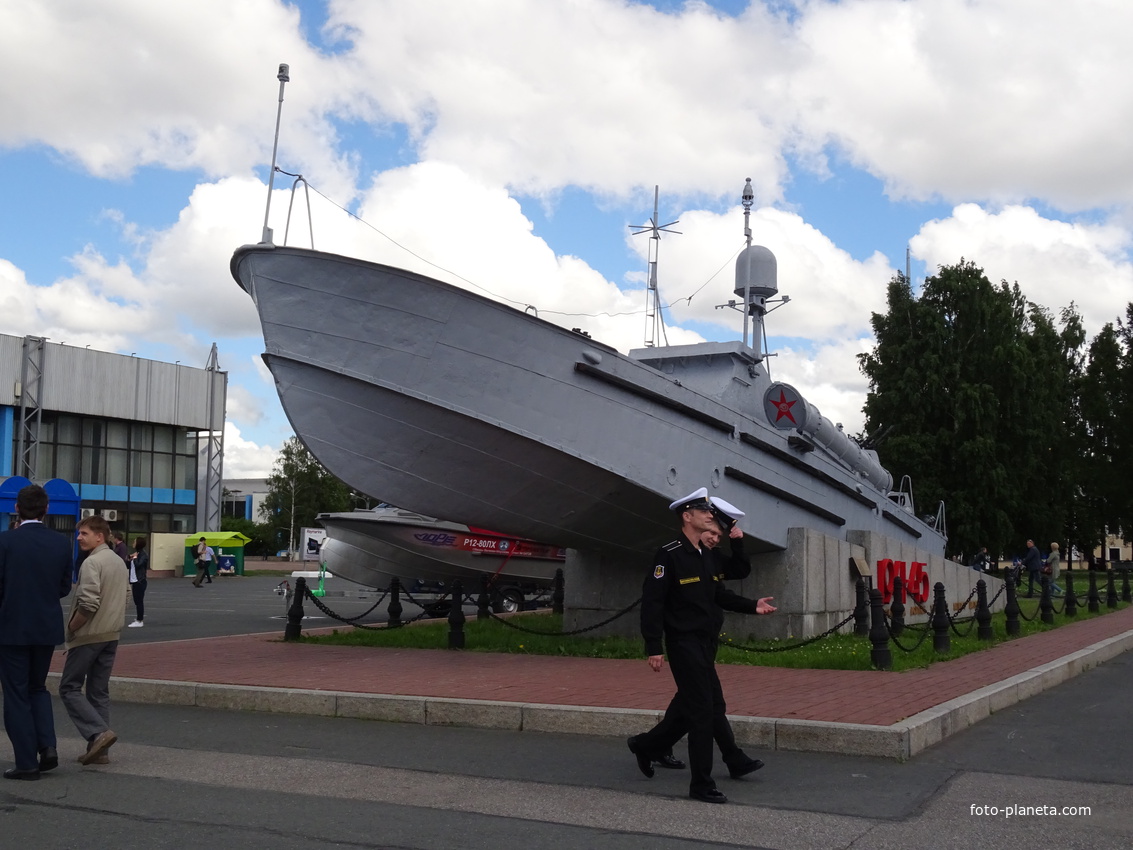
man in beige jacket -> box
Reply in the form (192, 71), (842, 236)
(60, 515), (127, 766)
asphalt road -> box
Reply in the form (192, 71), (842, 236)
(3, 575), (1131, 849)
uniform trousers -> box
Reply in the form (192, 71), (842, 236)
(657, 677), (745, 767)
(59, 641), (118, 742)
(635, 634), (722, 794)
(0, 644), (57, 770)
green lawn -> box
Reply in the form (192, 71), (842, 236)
(300, 594), (1129, 672)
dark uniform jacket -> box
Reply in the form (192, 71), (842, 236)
(641, 533), (759, 657)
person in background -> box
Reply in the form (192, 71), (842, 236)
(60, 515), (128, 766)
(969, 547), (990, 572)
(191, 537), (214, 587)
(0, 485), (73, 780)
(111, 532), (130, 567)
(127, 537), (149, 628)
(1022, 539), (1044, 597)
(1045, 542), (1063, 597)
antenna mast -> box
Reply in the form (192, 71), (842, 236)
(630, 186), (681, 348)
(261, 63), (290, 244)
(741, 177), (754, 347)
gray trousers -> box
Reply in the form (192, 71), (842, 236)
(59, 641), (118, 742)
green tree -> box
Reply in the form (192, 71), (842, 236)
(220, 516), (276, 557)
(1075, 320), (1129, 558)
(260, 436), (352, 558)
(858, 260), (1082, 560)
(1116, 305), (1133, 540)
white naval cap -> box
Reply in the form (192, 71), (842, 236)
(708, 496), (744, 531)
(668, 487), (711, 513)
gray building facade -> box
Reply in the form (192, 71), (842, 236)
(1, 334), (227, 537)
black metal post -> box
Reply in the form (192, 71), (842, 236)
(552, 567), (565, 615)
(1122, 570), (1132, 603)
(976, 579), (993, 640)
(1005, 570), (1021, 636)
(1039, 575), (1054, 624)
(868, 587), (891, 670)
(1106, 570), (1118, 608)
(1064, 571), (1078, 617)
(1088, 571), (1100, 613)
(387, 576), (403, 628)
(889, 575), (905, 637)
(448, 579), (465, 649)
(477, 574), (491, 620)
(284, 576), (306, 641)
(853, 577), (870, 637)
(931, 582), (950, 653)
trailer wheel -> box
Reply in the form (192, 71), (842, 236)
(421, 600), (452, 618)
(496, 588), (524, 614)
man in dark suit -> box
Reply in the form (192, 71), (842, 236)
(0, 485), (74, 780)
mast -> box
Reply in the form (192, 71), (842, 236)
(741, 177), (754, 347)
(261, 63), (290, 245)
(730, 178), (784, 363)
(630, 186), (681, 347)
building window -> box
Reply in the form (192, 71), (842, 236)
(14, 412), (200, 507)
(154, 425), (173, 453)
(152, 453), (173, 489)
(131, 423), (153, 451)
(131, 451), (152, 487)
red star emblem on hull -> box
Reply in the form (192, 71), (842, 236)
(771, 389), (797, 424)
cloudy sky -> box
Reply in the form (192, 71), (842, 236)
(2, 0), (1131, 479)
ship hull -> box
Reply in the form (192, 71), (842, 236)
(318, 509), (563, 588)
(233, 243), (945, 558)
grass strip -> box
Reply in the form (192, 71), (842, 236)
(301, 597), (1128, 672)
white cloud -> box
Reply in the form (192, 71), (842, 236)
(775, 336), (877, 436)
(789, 0), (1133, 209)
(654, 206), (895, 341)
(224, 383), (265, 429)
(327, 0), (796, 202)
(222, 421), (279, 479)
(4, 0), (1133, 484)
(0, 254), (171, 352)
(911, 204), (1133, 332)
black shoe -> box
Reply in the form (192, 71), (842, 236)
(689, 787), (727, 804)
(626, 737), (655, 778)
(655, 753), (686, 770)
(38, 747), (58, 772)
(728, 758), (764, 779)
(3, 768), (41, 781)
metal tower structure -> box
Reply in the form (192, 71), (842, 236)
(200, 343), (225, 532)
(15, 335), (46, 478)
(630, 186), (680, 348)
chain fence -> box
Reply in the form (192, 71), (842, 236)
(286, 569), (1121, 668)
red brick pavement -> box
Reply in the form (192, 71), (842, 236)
(51, 604), (1133, 727)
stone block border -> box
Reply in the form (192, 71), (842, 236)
(46, 626), (1133, 761)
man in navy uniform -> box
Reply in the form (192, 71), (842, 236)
(0, 485), (74, 780)
(628, 488), (775, 803)
(650, 496), (766, 777)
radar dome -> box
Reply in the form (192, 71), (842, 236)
(734, 244), (777, 300)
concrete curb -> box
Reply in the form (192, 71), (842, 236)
(46, 626), (1133, 760)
